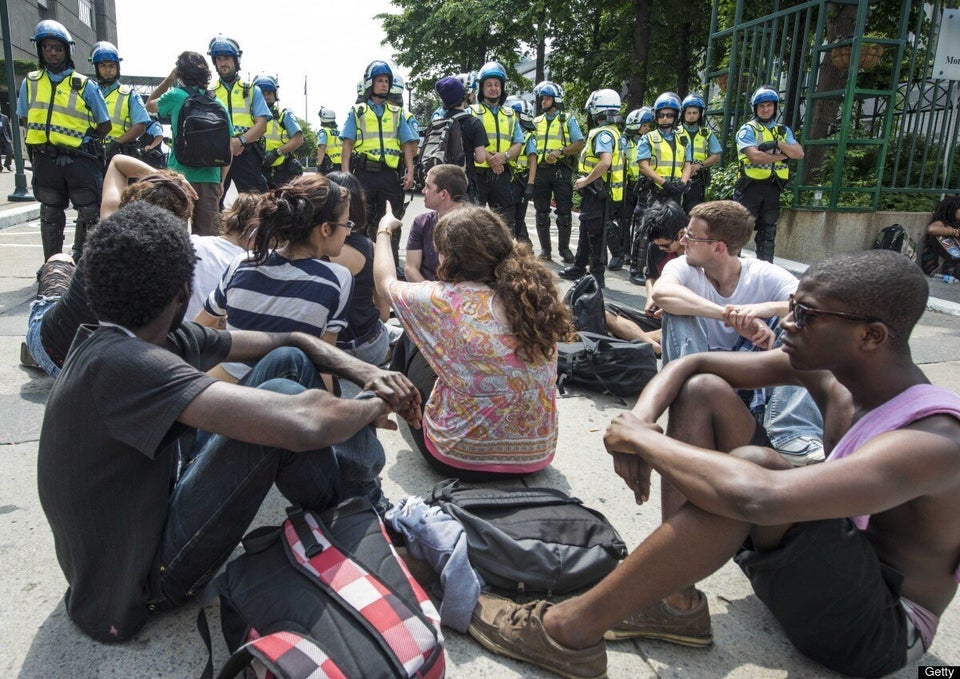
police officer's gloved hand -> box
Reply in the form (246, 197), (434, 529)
(261, 150), (280, 168)
(757, 140), (779, 153)
(524, 183), (534, 200)
(661, 182), (682, 199)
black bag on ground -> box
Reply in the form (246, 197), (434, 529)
(605, 300), (661, 332)
(557, 331), (658, 398)
(174, 88), (232, 168)
(872, 223), (917, 261)
(563, 273), (607, 335)
(429, 479), (628, 595)
(199, 497), (445, 679)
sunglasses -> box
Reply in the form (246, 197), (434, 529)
(657, 112), (676, 119)
(788, 295), (882, 331)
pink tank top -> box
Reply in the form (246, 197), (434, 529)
(826, 383), (960, 581)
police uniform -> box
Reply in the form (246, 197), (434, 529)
(18, 67), (110, 260)
(215, 77), (270, 194)
(735, 119), (797, 262)
(262, 104), (303, 188)
(341, 99), (417, 238)
(533, 111), (583, 260)
(510, 128), (537, 243)
(139, 119), (166, 169)
(635, 127), (692, 202)
(576, 124), (624, 284)
(471, 101), (524, 223)
(317, 126), (342, 175)
(677, 122), (722, 212)
(100, 81), (150, 161)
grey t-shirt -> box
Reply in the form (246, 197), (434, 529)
(37, 322), (230, 642)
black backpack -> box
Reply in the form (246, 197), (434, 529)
(199, 498), (445, 679)
(174, 88), (232, 168)
(429, 479), (628, 595)
(563, 273), (607, 335)
(416, 111), (469, 182)
(872, 224), (917, 261)
(557, 331), (658, 399)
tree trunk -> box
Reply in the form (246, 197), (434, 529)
(628, 0), (653, 109)
(677, 20), (693, 95)
(536, 6), (546, 85)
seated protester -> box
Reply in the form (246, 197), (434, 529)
(195, 174), (353, 384)
(919, 195), (960, 278)
(605, 200), (688, 356)
(185, 193), (256, 323)
(326, 171), (392, 366)
(374, 206), (575, 481)
(470, 250), (960, 679)
(37, 201), (421, 643)
(651, 200), (825, 466)
(23, 154), (194, 376)
(404, 164), (468, 283)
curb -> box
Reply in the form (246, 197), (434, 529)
(0, 203), (40, 231)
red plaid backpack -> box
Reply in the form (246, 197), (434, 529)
(199, 498), (445, 679)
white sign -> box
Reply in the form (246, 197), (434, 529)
(934, 9), (960, 81)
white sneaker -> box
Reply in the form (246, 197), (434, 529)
(776, 436), (825, 466)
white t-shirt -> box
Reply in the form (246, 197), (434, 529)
(187, 235), (246, 322)
(662, 255), (798, 350)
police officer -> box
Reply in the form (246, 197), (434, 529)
(735, 85), (804, 262)
(636, 92), (690, 210)
(208, 35), (269, 196)
(471, 61), (523, 224)
(622, 106), (654, 284)
(531, 81), (584, 263)
(389, 73), (420, 157)
(18, 20), (110, 261)
(315, 107), (342, 175)
(559, 89), (624, 289)
(677, 93), (721, 213)
(254, 76), (304, 189)
(506, 95), (537, 244)
(341, 60), (417, 254)
(89, 42), (149, 164)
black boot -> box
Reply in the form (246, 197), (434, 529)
(535, 219), (552, 260)
(558, 265), (586, 280)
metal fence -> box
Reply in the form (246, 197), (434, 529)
(704, 0), (958, 212)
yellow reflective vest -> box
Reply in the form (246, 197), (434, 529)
(533, 112), (569, 162)
(677, 125), (716, 164)
(262, 106), (292, 167)
(621, 135), (640, 182)
(644, 130), (685, 181)
(579, 124), (624, 202)
(24, 70), (93, 148)
(513, 130), (535, 172)
(322, 127), (343, 167)
(102, 84), (133, 143)
(352, 102), (403, 168)
(214, 79), (256, 135)
(738, 121), (789, 181)
(471, 103), (516, 169)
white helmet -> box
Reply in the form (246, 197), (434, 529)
(318, 107), (337, 125)
(586, 89), (622, 122)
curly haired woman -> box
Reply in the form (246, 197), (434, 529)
(374, 204), (575, 480)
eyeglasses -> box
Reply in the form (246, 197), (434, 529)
(787, 295), (882, 331)
(679, 228), (718, 244)
(330, 220), (359, 232)
(656, 112), (676, 119)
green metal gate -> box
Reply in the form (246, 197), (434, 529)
(705, 0), (958, 212)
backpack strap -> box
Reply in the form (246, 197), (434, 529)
(430, 479), (582, 510)
(216, 631), (349, 679)
(283, 509), (444, 678)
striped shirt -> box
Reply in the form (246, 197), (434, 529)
(204, 251), (353, 379)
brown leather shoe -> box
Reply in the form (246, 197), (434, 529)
(603, 589), (712, 647)
(469, 593), (607, 679)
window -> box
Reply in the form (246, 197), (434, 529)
(78, 0), (93, 27)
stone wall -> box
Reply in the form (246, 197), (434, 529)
(776, 209), (930, 263)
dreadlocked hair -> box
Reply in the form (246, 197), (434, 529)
(434, 206), (575, 363)
(930, 196), (960, 228)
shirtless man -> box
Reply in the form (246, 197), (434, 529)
(469, 249), (960, 678)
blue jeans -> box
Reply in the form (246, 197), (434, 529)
(25, 296), (61, 377)
(661, 313), (823, 449)
(338, 321), (390, 367)
(153, 348), (385, 607)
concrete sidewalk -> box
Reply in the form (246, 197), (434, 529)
(1, 186), (959, 677)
